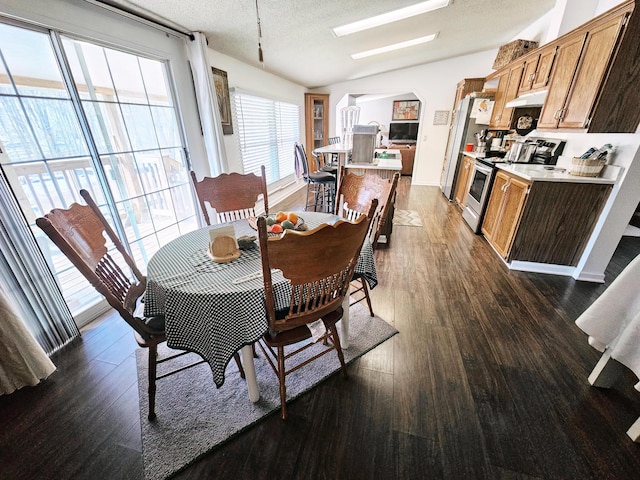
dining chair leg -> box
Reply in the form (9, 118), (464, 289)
(360, 278), (374, 317)
(233, 352), (246, 379)
(328, 323), (348, 379)
(147, 345), (158, 421)
(277, 346), (288, 420)
(305, 183), (312, 211)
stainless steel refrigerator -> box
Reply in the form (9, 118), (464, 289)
(440, 95), (493, 200)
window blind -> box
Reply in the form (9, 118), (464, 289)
(233, 91), (299, 184)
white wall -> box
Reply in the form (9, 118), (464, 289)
(355, 92), (419, 147)
(204, 49), (308, 175)
(318, 49), (497, 186)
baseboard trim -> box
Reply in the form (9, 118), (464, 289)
(573, 271), (606, 283)
(509, 260), (576, 277)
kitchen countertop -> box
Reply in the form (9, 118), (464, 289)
(497, 163), (619, 184)
(346, 157), (402, 170)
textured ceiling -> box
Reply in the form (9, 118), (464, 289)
(102, 0), (556, 88)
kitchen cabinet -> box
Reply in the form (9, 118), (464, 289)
(389, 144), (415, 175)
(487, 0), (640, 133)
(489, 62), (524, 129)
(482, 168), (613, 265)
(536, 33), (586, 129)
(518, 45), (557, 93)
(304, 93), (329, 172)
(539, 11), (627, 130)
(453, 78), (486, 112)
(537, 1), (638, 132)
(454, 155), (475, 208)
(530, 46), (557, 90)
(481, 170), (530, 258)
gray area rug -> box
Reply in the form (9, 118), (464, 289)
(393, 209), (423, 227)
(136, 303), (398, 480)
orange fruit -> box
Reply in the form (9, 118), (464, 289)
(287, 212), (299, 224)
(275, 211), (287, 223)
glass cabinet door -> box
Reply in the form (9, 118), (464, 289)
(304, 93), (329, 171)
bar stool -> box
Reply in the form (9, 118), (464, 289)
(294, 143), (335, 212)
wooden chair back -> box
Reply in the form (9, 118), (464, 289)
(35, 189), (157, 339)
(335, 166), (400, 246)
(190, 165), (268, 224)
(257, 199), (377, 336)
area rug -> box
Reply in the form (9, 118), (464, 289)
(136, 304), (398, 480)
(393, 209), (423, 227)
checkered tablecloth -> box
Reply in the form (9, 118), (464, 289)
(144, 212), (377, 387)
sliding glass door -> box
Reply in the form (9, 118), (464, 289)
(0, 21), (197, 320)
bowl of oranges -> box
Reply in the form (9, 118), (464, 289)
(248, 211), (307, 234)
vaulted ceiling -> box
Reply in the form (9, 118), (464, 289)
(103, 0), (556, 88)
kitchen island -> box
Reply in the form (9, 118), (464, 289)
(343, 150), (402, 245)
(481, 163), (619, 275)
(345, 150), (402, 180)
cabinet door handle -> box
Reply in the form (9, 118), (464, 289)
(553, 109), (561, 120)
(558, 108), (566, 120)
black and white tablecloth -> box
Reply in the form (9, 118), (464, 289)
(144, 212), (377, 387)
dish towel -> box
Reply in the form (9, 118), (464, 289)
(575, 254), (640, 391)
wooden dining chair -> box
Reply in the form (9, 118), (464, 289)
(256, 198), (378, 420)
(35, 189), (245, 421)
(335, 166), (400, 316)
(190, 165), (268, 224)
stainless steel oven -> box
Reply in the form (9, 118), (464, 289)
(462, 159), (495, 233)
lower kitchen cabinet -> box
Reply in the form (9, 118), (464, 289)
(454, 155), (475, 208)
(481, 171), (530, 258)
(481, 169), (613, 265)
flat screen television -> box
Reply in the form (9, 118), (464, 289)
(388, 122), (419, 143)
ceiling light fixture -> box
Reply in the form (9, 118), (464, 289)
(332, 0), (450, 37)
(351, 34), (438, 60)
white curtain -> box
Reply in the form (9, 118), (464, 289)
(186, 32), (228, 175)
(0, 289), (56, 395)
(0, 169), (79, 355)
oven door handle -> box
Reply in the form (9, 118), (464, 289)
(473, 162), (493, 176)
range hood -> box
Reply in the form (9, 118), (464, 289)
(506, 90), (548, 108)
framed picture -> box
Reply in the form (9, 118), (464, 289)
(392, 100), (420, 121)
(211, 67), (233, 135)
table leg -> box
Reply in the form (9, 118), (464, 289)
(241, 344), (260, 402)
(627, 417), (640, 442)
(588, 350), (625, 388)
(340, 294), (350, 349)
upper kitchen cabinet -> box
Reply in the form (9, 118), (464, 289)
(537, 33), (587, 129)
(518, 45), (557, 93)
(538, 1), (640, 132)
(304, 93), (329, 170)
(489, 62), (525, 129)
(453, 78), (486, 112)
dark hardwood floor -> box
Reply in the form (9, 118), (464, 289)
(2, 177), (640, 479)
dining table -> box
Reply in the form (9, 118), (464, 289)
(143, 211), (377, 403)
(575, 252), (640, 441)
